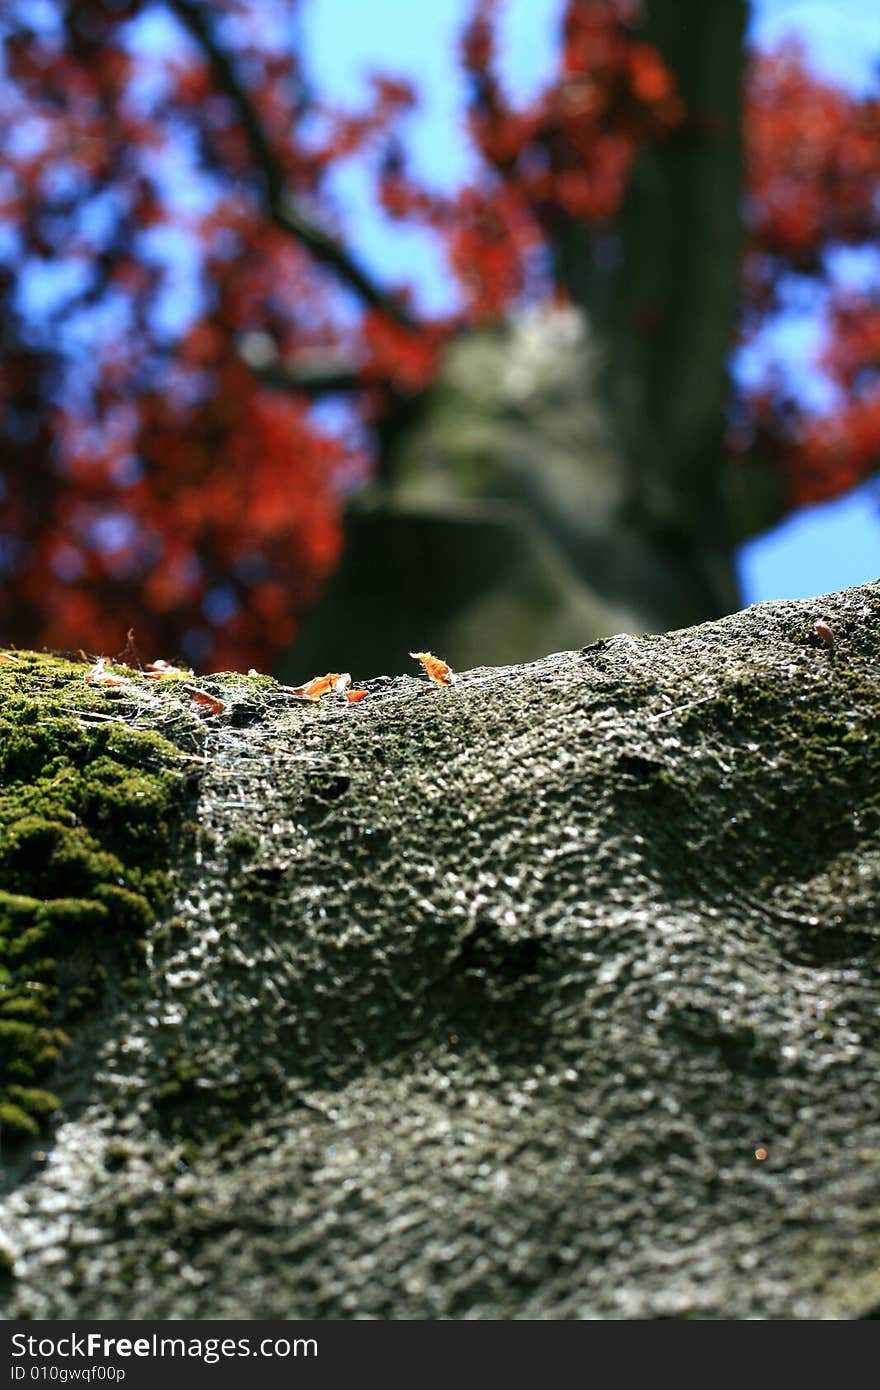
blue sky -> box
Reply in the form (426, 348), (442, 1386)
(303, 0), (880, 606)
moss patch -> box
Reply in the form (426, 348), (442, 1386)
(0, 652), (201, 1141)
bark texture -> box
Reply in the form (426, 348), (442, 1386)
(2, 580), (880, 1318)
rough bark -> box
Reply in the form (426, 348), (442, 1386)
(2, 581), (880, 1317)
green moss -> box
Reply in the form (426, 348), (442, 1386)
(0, 651), (201, 1141)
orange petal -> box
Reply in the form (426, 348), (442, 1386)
(0, 651), (19, 663)
(346, 689), (368, 703)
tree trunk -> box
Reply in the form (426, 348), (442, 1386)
(555, 0), (750, 608)
(282, 1), (750, 682)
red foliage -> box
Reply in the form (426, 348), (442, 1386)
(0, 0), (374, 669)
(745, 44), (879, 272)
(379, 0), (681, 318)
(360, 311), (443, 391)
(0, 2), (877, 671)
(782, 291), (880, 504)
(733, 43), (880, 506)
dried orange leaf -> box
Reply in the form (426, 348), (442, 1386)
(284, 671), (352, 702)
(345, 689), (368, 703)
(0, 651), (19, 664)
(284, 674), (329, 701)
(183, 684), (226, 716)
(410, 651), (456, 687)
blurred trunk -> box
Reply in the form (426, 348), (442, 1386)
(557, 0), (750, 619)
(283, 0), (750, 682)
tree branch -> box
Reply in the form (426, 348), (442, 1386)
(166, 0), (416, 329)
(256, 362), (365, 397)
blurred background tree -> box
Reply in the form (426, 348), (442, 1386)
(0, 0), (877, 673)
